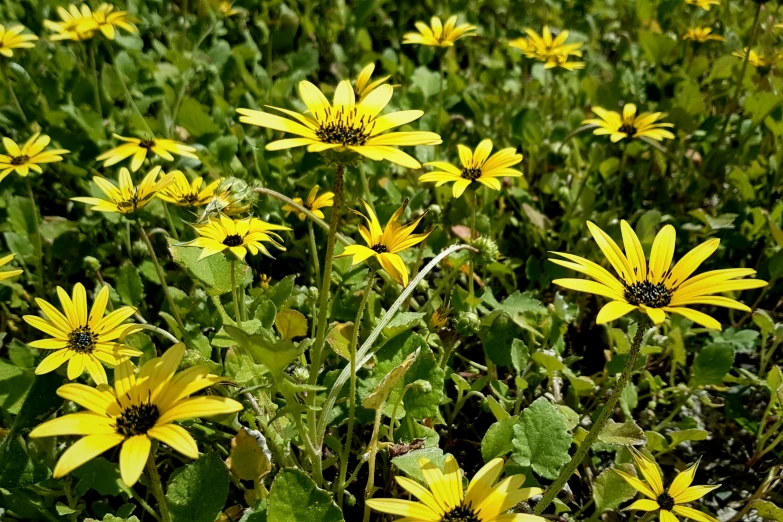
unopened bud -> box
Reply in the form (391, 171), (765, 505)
(84, 256), (101, 271)
(471, 236), (499, 265)
(412, 380), (432, 394)
(455, 311), (481, 337)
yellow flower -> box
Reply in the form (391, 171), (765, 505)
(354, 63), (391, 100)
(282, 185), (335, 221)
(259, 274), (272, 290)
(72, 167), (177, 215)
(616, 448), (720, 522)
(685, 0), (720, 10)
(776, 23), (783, 30)
(337, 200), (431, 287)
(0, 24), (38, 57)
(0, 133), (69, 183)
(549, 220), (767, 329)
(509, 26), (585, 70)
(29, 343), (243, 486)
(402, 15), (477, 47)
(44, 4), (96, 41)
(420, 139), (523, 198)
(23, 283), (141, 384)
(216, 1), (243, 16)
(0, 253), (23, 281)
(583, 104), (675, 142)
(96, 134), (198, 172)
(237, 80), (441, 169)
(76, 3), (138, 40)
(430, 306), (451, 329)
(157, 171), (220, 208)
(683, 27), (724, 43)
(185, 215), (289, 261)
(366, 455), (545, 522)
(732, 48), (783, 69)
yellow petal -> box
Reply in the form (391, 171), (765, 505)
(596, 301), (637, 323)
(119, 435), (151, 486)
(625, 499), (660, 511)
(648, 225), (676, 284)
(148, 424), (199, 459)
(630, 448), (665, 496)
(673, 485), (720, 504)
(364, 498), (441, 521)
(53, 433), (125, 478)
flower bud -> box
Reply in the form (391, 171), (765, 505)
(455, 311), (481, 337)
(471, 236), (499, 265)
(292, 366), (310, 383)
(411, 379), (432, 394)
(84, 256), (101, 272)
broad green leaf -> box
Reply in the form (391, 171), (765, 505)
(481, 417), (518, 462)
(391, 448), (447, 483)
(225, 325), (303, 376)
(166, 453), (229, 522)
(169, 238), (247, 296)
(362, 350), (418, 410)
(668, 428), (709, 447)
(511, 397), (573, 480)
(751, 499), (783, 521)
(266, 469), (344, 522)
(639, 31), (677, 64)
(691, 343), (735, 387)
(510, 338), (530, 373)
(275, 309), (308, 340)
(593, 463), (638, 512)
(598, 420), (647, 446)
(383, 311), (425, 338)
(177, 97), (220, 137)
(116, 261), (144, 306)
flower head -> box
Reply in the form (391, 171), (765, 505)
(0, 25), (38, 57)
(44, 4), (96, 41)
(0, 133), (69, 182)
(509, 26), (585, 70)
(76, 3), (138, 40)
(72, 167), (177, 215)
(282, 185), (335, 221)
(549, 220), (767, 329)
(185, 215), (289, 261)
(96, 134), (198, 172)
(23, 284), (141, 384)
(732, 48), (783, 70)
(685, 0), (720, 10)
(402, 15), (476, 47)
(216, 0), (243, 16)
(0, 253), (22, 281)
(354, 63), (391, 100)
(617, 448), (720, 522)
(157, 171), (220, 208)
(583, 104), (675, 142)
(337, 200), (431, 287)
(683, 27), (724, 43)
(366, 455), (545, 522)
(237, 80), (441, 169)
(421, 139), (523, 198)
(29, 343), (243, 486)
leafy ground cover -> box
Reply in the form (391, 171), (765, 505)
(0, 1), (782, 521)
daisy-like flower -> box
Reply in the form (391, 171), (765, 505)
(337, 200), (431, 287)
(402, 15), (477, 47)
(96, 134), (198, 172)
(237, 80), (441, 169)
(76, 3), (138, 40)
(366, 455), (544, 522)
(0, 24), (38, 57)
(44, 4), (95, 41)
(685, 0), (720, 10)
(157, 171), (220, 208)
(420, 139), (523, 198)
(29, 343), (244, 487)
(0, 253), (23, 281)
(0, 133), (69, 183)
(509, 26), (585, 70)
(549, 220), (767, 329)
(683, 27), (724, 43)
(282, 185), (335, 221)
(185, 215), (289, 261)
(616, 448), (720, 522)
(583, 104), (675, 143)
(732, 48), (783, 70)
(72, 167), (177, 215)
(216, 0), (243, 16)
(23, 284), (141, 384)
(354, 63), (391, 100)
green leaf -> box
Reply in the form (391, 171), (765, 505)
(410, 66), (441, 99)
(275, 309), (308, 340)
(225, 325), (303, 376)
(116, 261), (144, 306)
(531, 351), (565, 380)
(391, 448), (447, 483)
(667, 428), (708, 447)
(593, 463), (638, 512)
(383, 312), (425, 338)
(510, 339), (530, 373)
(267, 275), (295, 309)
(691, 343), (735, 387)
(639, 31), (677, 64)
(482, 312), (519, 367)
(598, 420), (647, 446)
(169, 238), (248, 296)
(481, 416), (518, 462)
(511, 397), (573, 480)
(266, 469), (344, 522)
(751, 499), (783, 521)
(177, 98), (219, 137)
(166, 453), (229, 522)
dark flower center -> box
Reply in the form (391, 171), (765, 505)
(461, 167), (483, 180)
(115, 403), (160, 436)
(657, 492), (675, 511)
(619, 123), (637, 135)
(442, 505), (481, 522)
(68, 326), (98, 354)
(624, 280), (672, 308)
(117, 195), (139, 213)
(10, 155), (29, 165)
(138, 139), (156, 149)
(315, 108), (373, 146)
(371, 243), (388, 253)
(183, 193), (200, 206)
(223, 234), (244, 247)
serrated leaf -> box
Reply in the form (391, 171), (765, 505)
(116, 261), (144, 306)
(511, 397), (573, 480)
(481, 417), (518, 462)
(598, 420), (647, 446)
(266, 469), (344, 522)
(362, 350), (418, 410)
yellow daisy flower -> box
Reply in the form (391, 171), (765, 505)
(96, 134), (198, 172)
(72, 166), (177, 215)
(185, 215), (289, 261)
(44, 4), (96, 41)
(157, 171), (220, 208)
(216, 0), (243, 16)
(420, 139), (523, 198)
(0, 133), (69, 182)
(0, 253), (23, 281)
(29, 343), (244, 487)
(683, 27), (724, 43)
(354, 63), (391, 100)
(732, 48), (783, 69)
(259, 273), (272, 290)
(0, 24), (38, 57)
(366, 455), (545, 522)
(509, 26), (585, 70)
(23, 283), (142, 384)
(583, 104), (675, 142)
(549, 220), (767, 329)
(337, 200), (431, 287)
(237, 80), (441, 169)
(76, 3), (138, 40)
(685, 0), (720, 10)
(402, 15), (477, 47)
(616, 448), (720, 522)
(282, 185), (335, 221)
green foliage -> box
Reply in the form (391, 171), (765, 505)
(165, 453), (229, 522)
(267, 469), (344, 522)
(512, 397), (573, 480)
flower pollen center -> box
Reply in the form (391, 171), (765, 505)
(138, 139), (156, 149)
(68, 326), (98, 354)
(223, 234), (244, 247)
(442, 504), (481, 522)
(11, 155), (29, 165)
(115, 403), (160, 436)
(624, 280), (672, 308)
(371, 243), (388, 254)
(619, 123), (637, 135)
(657, 492), (675, 511)
(315, 108), (373, 146)
(183, 193), (200, 206)
(117, 195), (139, 213)
(461, 167), (483, 180)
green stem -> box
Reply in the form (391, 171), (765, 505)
(138, 225), (185, 332)
(162, 204), (179, 240)
(362, 405), (385, 522)
(307, 221), (321, 287)
(88, 41), (103, 119)
(1, 62), (28, 125)
(469, 190), (477, 305)
(437, 51), (445, 135)
(534, 319), (650, 514)
(359, 162), (376, 214)
(145, 450), (171, 522)
(124, 219), (133, 260)
(230, 258), (242, 329)
(24, 177), (45, 297)
(106, 43), (153, 135)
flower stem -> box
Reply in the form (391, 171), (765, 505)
(1, 62), (28, 125)
(534, 319), (650, 514)
(162, 203), (179, 240)
(469, 190), (477, 305)
(138, 225), (185, 332)
(24, 177), (45, 297)
(230, 258), (242, 329)
(362, 404), (385, 522)
(87, 41), (103, 119)
(105, 42), (154, 135)
(145, 450), (172, 522)
(307, 221), (321, 287)
(437, 52), (446, 135)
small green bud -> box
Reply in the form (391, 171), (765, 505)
(132, 239), (149, 257)
(471, 236), (500, 265)
(455, 311), (481, 337)
(84, 256), (101, 271)
(292, 367), (310, 382)
(411, 379), (432, 394)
